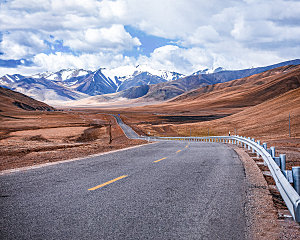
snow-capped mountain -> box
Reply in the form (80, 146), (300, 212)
(192, 67), (225, 75)
(102, 65), (185, 83)
(0, 74), (88, 104)
(0, 66), (184, 104)
(1, 59), (299, 105)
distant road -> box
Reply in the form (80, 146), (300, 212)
(0, 120), (247, 239)
(112, 114), (141, 139)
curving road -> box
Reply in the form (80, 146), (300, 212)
(0, 118), (247, 239)
(112, 115), (141, 139)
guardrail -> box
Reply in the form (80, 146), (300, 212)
(141, 135), (300, 222)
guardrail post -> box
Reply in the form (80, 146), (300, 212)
(274, 157), (281, 167)
(270, 146), (276, 158)
(280, 154), (286, 172)
(267, 149), (272, 155)
(256, 140), (261, 157)
(247, 137), (251, 150)
(262, 143), (267, 150)
(251, 138), (255, 153)
(292, 167), (300, 195)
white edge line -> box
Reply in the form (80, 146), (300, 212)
(0, 142), (158, 175)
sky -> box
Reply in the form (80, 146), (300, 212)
(0, 0), (300, 76)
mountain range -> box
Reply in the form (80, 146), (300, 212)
(127, 64), (300, 140)
(0, 65), (184, 104)
(0, 59), (299, 105)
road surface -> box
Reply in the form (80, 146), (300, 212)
(0, 121), (247, 239)
(112, 115), (140, 139)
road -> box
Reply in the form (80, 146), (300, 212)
(0, 120), (247, 239)
(112, 115), (140, 139)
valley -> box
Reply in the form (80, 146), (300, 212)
(1, 61), (300, 171)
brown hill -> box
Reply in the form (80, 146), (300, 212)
(138, 60), (300, 102)
(0, 87), (55, 112)
(172, 87), (300, 139)
(131, 65), (300, 116)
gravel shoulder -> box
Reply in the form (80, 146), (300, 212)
(231, 145), (300, 239)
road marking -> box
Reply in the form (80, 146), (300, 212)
(176, 150), (182, 153)
(88, 175), (128, 191)
(154, 157), (167, 163)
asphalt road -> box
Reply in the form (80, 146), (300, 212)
(112, 115), (140, 139)
(0, 140), (246, 239)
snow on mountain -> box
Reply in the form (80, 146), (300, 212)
(73, 69), (117, 96)
(192, 67), (226, 75)
(213, 67), (225, 73)
(0, 73), (89, 104)
(101, 65), (184, 93)
(2, 74), (16, 83)
(102, 65), (184, 83)
(32, 69), (92, 82)
(0, 65), (186, 104)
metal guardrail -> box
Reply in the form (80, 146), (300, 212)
(113, 116), (300, 222)
(140, 135), (300, 222)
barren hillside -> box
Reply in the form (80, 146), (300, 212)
(0, 86), (55, 112)
(127, 65), (300, 116)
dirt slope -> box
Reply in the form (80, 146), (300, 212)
(0, 87), (55, 112)
(172, 87), (300, 138)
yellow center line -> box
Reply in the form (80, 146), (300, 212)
(176, 150), (182, 153)
(88, 175), (128, 191)
(154, 157), (167, 163)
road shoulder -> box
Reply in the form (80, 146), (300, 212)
(231, 145), (280, 240)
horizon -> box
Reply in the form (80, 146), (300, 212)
(1, 0), (300, 76)
(1, 58), (300, 79)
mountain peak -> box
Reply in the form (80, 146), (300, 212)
(192, 67), (226, 75)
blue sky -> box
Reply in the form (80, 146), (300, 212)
(124, 25), (173, 57)
(0, 0), (300, 76)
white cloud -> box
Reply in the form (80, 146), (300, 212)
(185, 26), (220, 46)
(32, 51), (136, 73)
(64, 25), (141, 53)
(137, 43), (286, 74)
(137, 45), (214, 74)
(0, 31), (48, 60)
(0, 0), (300, 76)
(98, 0), (127, 20)
(0, 0), (138, 58)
